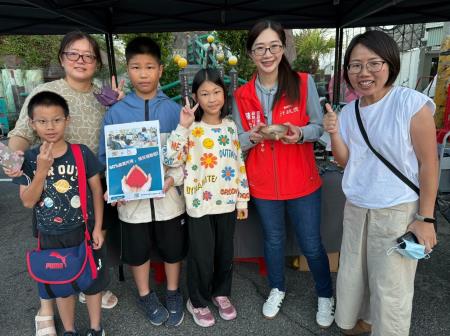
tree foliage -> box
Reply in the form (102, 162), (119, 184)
(0, 35), (62, 68)
(216, 30), (255, 81)
(120, 33), (174, 65)
(119, 33), (179, 96)
(293, 29), (335, 73)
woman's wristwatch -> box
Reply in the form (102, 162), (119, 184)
(414, 213), (436, 224)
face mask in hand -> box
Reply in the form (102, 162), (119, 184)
(93, 85), (119, 106)
(387, 231), (432, 260)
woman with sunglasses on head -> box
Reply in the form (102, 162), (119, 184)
(323, 30), (438, 335)
(232, 20), (334, 327)
(6, 31), (121, 336)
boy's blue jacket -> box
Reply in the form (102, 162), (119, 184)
(98, 91), (180, 165)
(98, 90), (186, 223)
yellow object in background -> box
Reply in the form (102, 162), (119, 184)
(434, 35), (450, 129)
(291, 252), (340, 273)
(177, 57), (188, 69)
(173, 54), (181, 64)
(228, 56), (238, 66)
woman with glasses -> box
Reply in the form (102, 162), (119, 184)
(6, 31), (120, 336)
(323, 30), (437, 335)
(232, 20), (334, 327)
(8, 31), (121, 156)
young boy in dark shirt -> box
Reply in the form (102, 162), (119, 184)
(13, 91), (107, 336)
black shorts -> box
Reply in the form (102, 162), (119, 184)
(120, 214), (187, 266)
(39, 226), (110, 296)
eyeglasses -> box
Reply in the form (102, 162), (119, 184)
(32, 117), (66, 127)
(347, 61), (386, 74)
(62, 51), (97, 64)
(251, 44), (284, 56)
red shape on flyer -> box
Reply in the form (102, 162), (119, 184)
(125, 165), (148, 188)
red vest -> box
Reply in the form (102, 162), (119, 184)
(234, 73), (321, 200)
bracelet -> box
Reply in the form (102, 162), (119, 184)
(414, 213), (436, 224)
(296, 128), (304, 144)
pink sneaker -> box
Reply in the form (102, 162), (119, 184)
(186, 299), (215, 327)
(212, 296), (237, 320)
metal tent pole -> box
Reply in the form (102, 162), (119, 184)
(105, 32), (117, 84)
(332, 27), (344, 106)
(104, 32), (123, 281)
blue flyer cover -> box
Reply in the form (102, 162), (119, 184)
(105, 120), (165, 203)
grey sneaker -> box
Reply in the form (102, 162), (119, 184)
(138, 291), (169, 326)
(165, 289), (184, 327)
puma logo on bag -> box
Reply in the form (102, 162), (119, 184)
(45, 252), (70, 269)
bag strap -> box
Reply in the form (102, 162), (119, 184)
(354, 99), (419, 196)
(37, 144), (90, 250)
(71, 144), (91, 241)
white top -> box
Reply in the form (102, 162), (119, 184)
(164, 118), (250, 218)
(339, 86), (435, 209)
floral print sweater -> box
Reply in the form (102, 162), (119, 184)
(164, 118), (250, 218)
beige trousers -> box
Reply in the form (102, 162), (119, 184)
(335, 201), (419, 336)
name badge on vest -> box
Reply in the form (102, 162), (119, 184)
(245, 111), (262, 129)
(279, 104), (299, 117)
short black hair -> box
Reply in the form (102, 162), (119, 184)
(125, 36), (161, 64)
(58, 31), (102, 69)
(343, 30), (400, 89)
(27, 91), (69, 119)
(191, 68), (228, 122)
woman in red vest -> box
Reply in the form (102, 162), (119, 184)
(232, 20), (334, 327)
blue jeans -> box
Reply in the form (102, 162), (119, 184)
(253, 188), (333, 298)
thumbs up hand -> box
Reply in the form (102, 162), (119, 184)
(323, 103), (339, 134)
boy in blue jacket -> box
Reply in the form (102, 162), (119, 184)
(98, 37), (187, 327)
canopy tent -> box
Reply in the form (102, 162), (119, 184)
(1, 0), (450, 34)
(1, 0), (449, 104)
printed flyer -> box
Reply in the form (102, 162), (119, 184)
(105, 120), (165, 203)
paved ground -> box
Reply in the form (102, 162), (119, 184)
(0, 149), (449, 335)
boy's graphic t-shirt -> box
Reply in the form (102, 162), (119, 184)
(13, 143), (102, 234)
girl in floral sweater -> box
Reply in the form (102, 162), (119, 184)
(164, 68), (249, 327)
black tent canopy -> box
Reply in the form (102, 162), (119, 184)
(1, 0), (449, 104)
(1, 0), (450, 35)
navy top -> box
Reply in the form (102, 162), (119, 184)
(13, 143), (102, 235)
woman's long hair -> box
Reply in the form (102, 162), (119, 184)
(247, 20), (300, 106)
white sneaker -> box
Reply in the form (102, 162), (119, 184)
(262, 288), (285, 319)
(316, 297), (335, 328)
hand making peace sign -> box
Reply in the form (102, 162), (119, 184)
(179, 96), (199, 129)
(111, 75), (126, 101)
